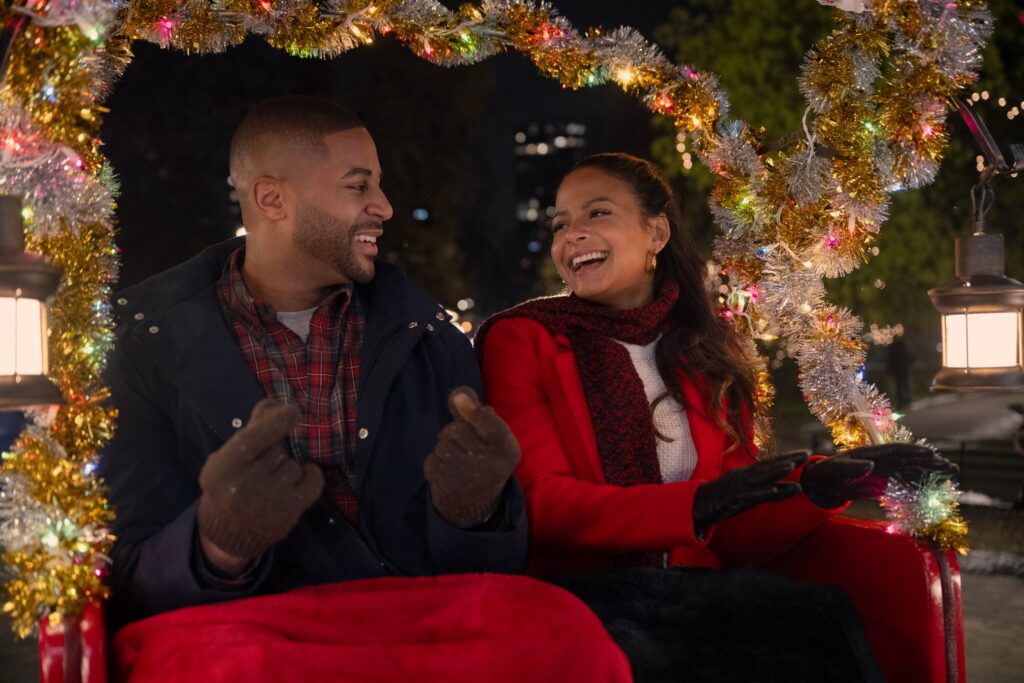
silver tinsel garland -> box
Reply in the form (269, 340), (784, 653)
(0, 107), (116, 237)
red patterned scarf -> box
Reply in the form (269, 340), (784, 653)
(477, 280), (680, 491)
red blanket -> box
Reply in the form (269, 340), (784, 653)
(114, 574), (632, 682)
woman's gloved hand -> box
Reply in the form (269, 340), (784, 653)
(424, 387), (521, 528)
(801, 443), (956, 509)
(197, 399), (325, 562)
(692, 451), (809, 537)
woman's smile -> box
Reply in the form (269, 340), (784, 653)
(551, 167), (668, 310)
(569, 250), (610, 273)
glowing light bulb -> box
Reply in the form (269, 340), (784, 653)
(158, 18), (175, 37)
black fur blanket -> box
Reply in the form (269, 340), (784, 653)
(552, 567), (884, 683)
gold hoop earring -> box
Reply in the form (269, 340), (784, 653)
(647, 252), (657, 273)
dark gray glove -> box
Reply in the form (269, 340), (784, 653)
(692, 451), (808, 537)
(801, 443), (956, 509)
(197, 399), (324, 560)
(424, 387), (521, 528)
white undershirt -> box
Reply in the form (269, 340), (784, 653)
(616, 337), (698, 483)
(275, 307), (317, 342)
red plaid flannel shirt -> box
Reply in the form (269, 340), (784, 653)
(216, 248), (363, 522)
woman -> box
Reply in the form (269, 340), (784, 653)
(477, 153), (952, 682)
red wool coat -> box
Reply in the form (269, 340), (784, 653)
(481, 317), (838, 577)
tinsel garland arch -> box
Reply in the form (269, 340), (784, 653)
(0, 0), (987, 637)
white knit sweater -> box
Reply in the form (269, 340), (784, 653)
(616, 337), (698, 483)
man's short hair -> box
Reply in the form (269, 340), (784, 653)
(229, 96), (364, 179)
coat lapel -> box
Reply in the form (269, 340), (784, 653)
(680, 376), (728, 480)
(146, 285), (265, 445)
(352, 264), (430, 491)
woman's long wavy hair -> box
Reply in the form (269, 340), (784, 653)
(565, 153), (756, 455)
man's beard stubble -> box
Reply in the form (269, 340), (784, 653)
(293, 201), (378, 284)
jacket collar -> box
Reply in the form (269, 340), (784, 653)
(115, 237), (440, 327)
(115, 237), (444, 442)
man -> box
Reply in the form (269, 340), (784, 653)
(99, 96), (529, 625)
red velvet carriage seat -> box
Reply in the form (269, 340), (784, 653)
(38, 516), (964, 683)
(760, 516), (966, 683)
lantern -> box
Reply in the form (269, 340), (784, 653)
(929, 231), (1024, 392)
(0, 195), (63, 409)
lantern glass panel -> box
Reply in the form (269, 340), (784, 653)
(942, 311), (1021, 368)
(0, 296), (47, 375)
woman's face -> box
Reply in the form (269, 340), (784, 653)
(551, 167), (669, 310)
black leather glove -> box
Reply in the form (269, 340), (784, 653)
(692, 451), (808, 537)
(801, 443), (956, 509)
(197, 399), (325, 560)
(424, 387), (521, 528)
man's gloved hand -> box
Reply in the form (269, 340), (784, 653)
(197, 399), (324, 562)
(424, 387), (521, 529)
(692, 451), (808, 537)
(801, 443), (956, 509)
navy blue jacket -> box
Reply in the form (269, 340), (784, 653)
(99, 238), (527, 625)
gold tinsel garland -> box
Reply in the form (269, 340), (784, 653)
(1, 0), (119, 636)
(1, 213), (118, 636)
(2, 0), (988, 637)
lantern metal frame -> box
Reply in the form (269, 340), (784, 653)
(929, 101), (1024, 392)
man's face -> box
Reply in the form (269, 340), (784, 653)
(291, 127), (393, 284)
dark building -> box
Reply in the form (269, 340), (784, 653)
(512, 121), (589, 289)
